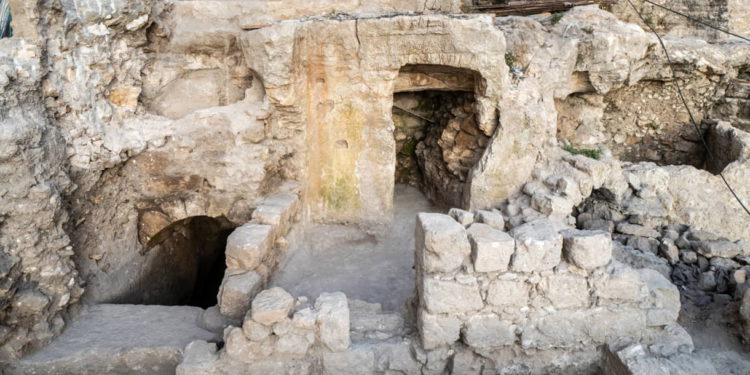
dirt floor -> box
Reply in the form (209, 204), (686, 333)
(271, 184), (444, 312)
(679, 297), (750, 374)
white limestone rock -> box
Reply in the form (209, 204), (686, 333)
(486, 279), (530, 308)
(510, 220), (563, 272)
(315, 292), (350, 352)
(467, 223), (514, 273)
(542, 273), (590, 309)
(475, 209), (505, 230)
(218, 271), (263, 320)
(251, 287), (294, 326)
(416, 213), (471, 273)
(421, 277), (484, 314)
(418, 311), (461, 350)
(449, 208), (474, 226)
(225, 223), (273, 271)
(463, 314), (516, 348)
(562, 229), (612, 270)
(176, 340), (219, 375)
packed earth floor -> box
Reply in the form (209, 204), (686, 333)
(272, 185), (444, 312)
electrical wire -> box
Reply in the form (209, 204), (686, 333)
(625, 0), (750, 217)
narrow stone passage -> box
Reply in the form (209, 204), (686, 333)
(270, 184), (443, 312)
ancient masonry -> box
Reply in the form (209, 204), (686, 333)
(2, 0), (750, 374)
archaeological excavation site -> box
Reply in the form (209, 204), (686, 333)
(3, 0), (750, 373)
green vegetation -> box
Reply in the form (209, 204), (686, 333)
(644, 16), (654, 28)
(400, 139), (417, 157)
(550, 12), (564, 25)
(505, 51), (517, 68)
(563, 145), (601, 160)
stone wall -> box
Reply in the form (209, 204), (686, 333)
(414, 212), (685, 373)
(607, 0), (750, 42)
(0, 38), (82, 361)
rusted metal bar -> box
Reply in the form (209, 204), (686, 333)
(470, 0), (598, 16)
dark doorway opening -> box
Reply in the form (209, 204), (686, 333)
(118, 216), (236, 308)
(393, 90), (488, 208)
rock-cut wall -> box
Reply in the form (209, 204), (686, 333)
(0, 38), (83, 361)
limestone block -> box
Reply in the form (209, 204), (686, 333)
(637, 269), (680, 326)
(225, 223), (273, 271)
(486, 279), (530, 308)
(197, 305), (231, 334)
(510, 220), (563, 272)
(418, 311), (461, 350)
(616, 223), (660, 238)
(542, 273), (590, 309)
(416, 213), (471, 273)
(421, 277), (484, 314)
(275, 329), (315, 358)
(176, 340), (219, 375)
(315, 292), (350, 352)
(251, 192), (299, 236)
(251, 287), (294, 326)
(693, 240), (745, 259)
(562, 229), (612, 270)
(149, 69), (224, 119)
(741, 288), (750, 329)
(587, 309), (647, 344)
(593, 266), (645, 302)
(648, 323), (694, 357)
(467, 223), (514, 273)
(475, 209), (505, 230)
(323, 347), (375, 375)
(448, 208), (474, 226)
(224, 326), (270, 364)
(521, 311), (590, 349)
(463, 314), (516, 348)
(292, 308), (317, 330)
(449, 349), (483, 375)
(242, 318), (271, 342)
(218, 271), (263, 320)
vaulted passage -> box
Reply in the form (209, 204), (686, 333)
(114, 216), (236, 308)
(392, 65), (489, 208)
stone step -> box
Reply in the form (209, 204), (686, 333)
(7, 304), (220, 375)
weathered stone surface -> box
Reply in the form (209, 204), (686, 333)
(225, 224), (273, 271)
(467, 223), (514, 273)
(218, 271), (263, 319)
(251, 192), (299, 232)
(616, 223), (660, 238)
(7, 305), (217, 375)
(543, 273), (590, 309)
(419, 311), (461, 350)
(486, 279), (531, 307)
(176, 340), (219, 375)
(421, 277), (484, 314)
(475, 209), (505, 230)
(242, 319), (271, 342)
(510, 220), (563, 272)
(250, 287), (294, 326)
(416, 213), (471, 273)
(562, 229), (613, 270)
(463, 314), (516, 348)
(449, 208), (474, 226)
(323, 347), (375, 375)
(315, 292), (350, 352)
(693, 240), (745, 259)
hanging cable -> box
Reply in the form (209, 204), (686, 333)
(625, 0), (750, 217)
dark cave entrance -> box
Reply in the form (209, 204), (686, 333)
(392, 65), (489, 208)
(120, 216), (236, 308)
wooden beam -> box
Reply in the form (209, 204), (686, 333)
(470, 0), (598, 16)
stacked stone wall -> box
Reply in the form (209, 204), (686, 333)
(415, 211), (685, 373)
